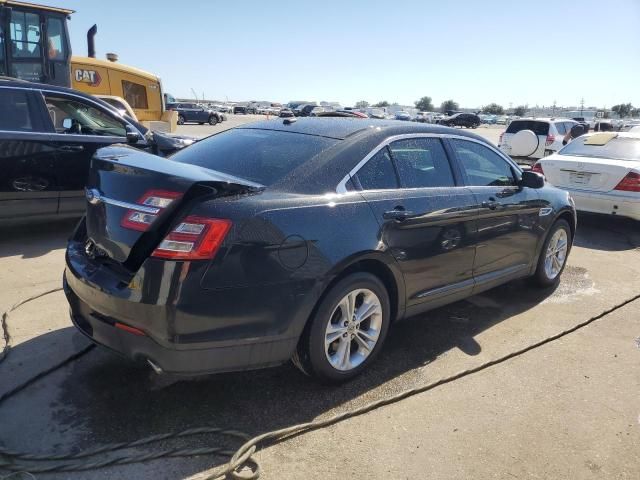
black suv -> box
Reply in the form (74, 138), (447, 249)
(166, 103), (224, 125)
(439, 113), (481, 128)
(0, 80), (194, 224)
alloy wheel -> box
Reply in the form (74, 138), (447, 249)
(544, 228), (568, 279)
(324, 289), (383, 372)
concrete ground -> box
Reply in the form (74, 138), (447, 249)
(0, 122), (638, 480)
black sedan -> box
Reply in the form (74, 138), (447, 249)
(0, 79), (195, 225)
(64, 119), (576, 382)
(439, 113), (481, 128)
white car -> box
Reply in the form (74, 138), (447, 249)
(621, 120), (640, 132)
(532, 132), (640, 221)
(499, 118), (579, 162)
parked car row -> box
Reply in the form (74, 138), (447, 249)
(166, 102), (226, 126)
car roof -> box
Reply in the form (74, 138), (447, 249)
(0, 78), (93, 98)
(237, 117), (487, 141)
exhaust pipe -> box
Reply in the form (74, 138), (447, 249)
(147, 358), (164, 374)
(87, 24), (97, 58)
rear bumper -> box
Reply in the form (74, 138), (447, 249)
(63, 240), (317, 374)
(64, 272), (300, 375)
(563, 188), (640, 221)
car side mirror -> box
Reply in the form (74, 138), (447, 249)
(62, 118), (73, 130)
(125, 125), (141, 144)
(520, 170), (544, 189)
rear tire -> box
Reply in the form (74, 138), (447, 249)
(177, 115), (185, 125)
(532, 219), (571, 287)
(293, 273), (391, 383)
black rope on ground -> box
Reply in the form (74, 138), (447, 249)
(0, 287), (96, 407)
(1, 287), (639, 479)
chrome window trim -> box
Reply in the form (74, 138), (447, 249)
(336, 133), (521, 193)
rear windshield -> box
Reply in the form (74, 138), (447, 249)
(506, 120), (549, 136)
(559, 136), (640, 161)
(171, 128), (339, 185)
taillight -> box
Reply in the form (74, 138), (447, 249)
(152, 216), (232, 260)
(614, 171), (640, 192)
(121, 190), (183, 232)
(531, 162), (544, 175)
(545, 134), (555, 146)
(499, 132), (504, 144)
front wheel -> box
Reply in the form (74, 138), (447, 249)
(177, 115), (185, 125)
(292, 273), (390, 383)
(532, 219), (571, 287)
(208, 115), (218, 126)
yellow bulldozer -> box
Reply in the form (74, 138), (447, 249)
(0, 0), (176, 131)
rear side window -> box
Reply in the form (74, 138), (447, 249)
(172, 128), (339, 186)
(559, 136), (640, 161)
(389, 137), (455, 188)
(0, 89), (34, 131)
(554, 122), (567, 135)
(506, 120), (550, 136)
(450, 139), (516, 187)
(356, 147), (399, 190)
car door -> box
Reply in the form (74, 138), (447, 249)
(447, 137), (544, 290)
(41, 90), (140, 215)
(196, 105), (208, 122)
(0, 87), (59, 221)
(354, 136), (478, 313)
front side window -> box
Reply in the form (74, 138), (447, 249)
(356, 147), (399, 190)
(46, 18), (66, 60)
(122, 80), (149, 109)
(389, 137), (455, 188)
(450, 139), (516, 187)
(44, 95), (126, 137)
(0, 89), (34, 132)
(10, 11), (41, 58)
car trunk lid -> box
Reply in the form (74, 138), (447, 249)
(85, 146), (262, 265)
(539, 155), (638, 192)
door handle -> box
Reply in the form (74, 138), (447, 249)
(383, 208), (414, 221)
(57, 145), (84, 152)
(481, 200), (500, 210)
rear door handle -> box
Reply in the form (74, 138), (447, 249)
(383, 209), (414, 221)
(481, 200), (500, 210)
(57, 145), (84, 152)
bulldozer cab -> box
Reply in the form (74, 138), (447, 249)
(0, 0), (73, 86)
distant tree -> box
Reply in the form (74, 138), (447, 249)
(414, 96), (434, 112)
(631, 108), (640, 118)
(513, 105), (527, 117)
(355, 100), (369, 109)
(482, 103), (504, 115)
(440, 99), (459, 113)
(373, 101), (390, 108)
(611, 103), (633, 118)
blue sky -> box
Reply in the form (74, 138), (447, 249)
(50, 0), (639, 108)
